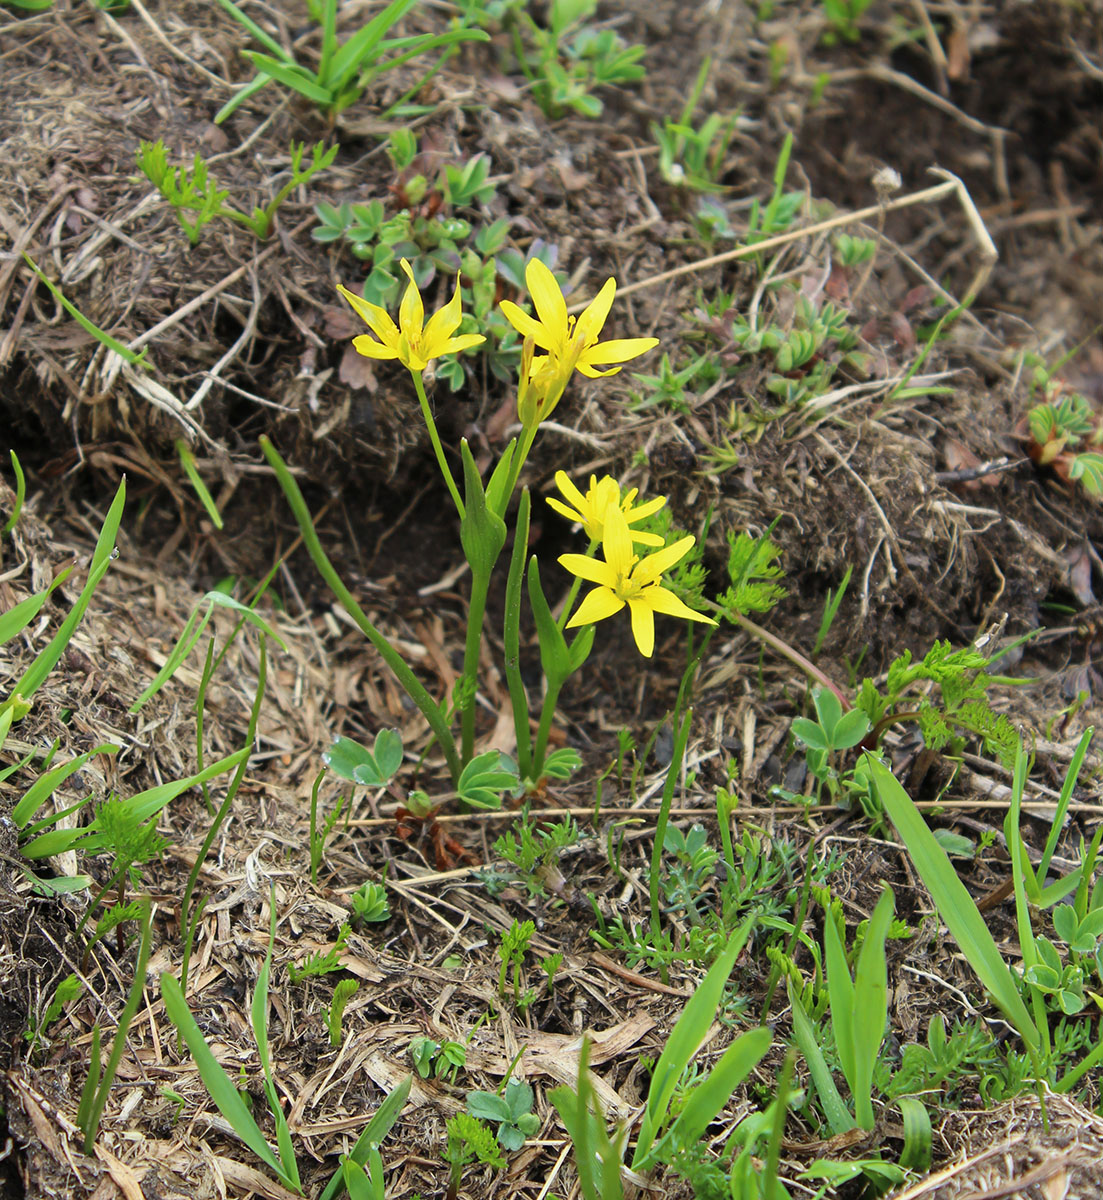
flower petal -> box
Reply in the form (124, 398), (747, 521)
(581, 336), (661, 367)
(398, 260), (424, 342)
(437, 333), (487, 356)
(643, 584), (717, 624)
(576, 362), (622, 379)
(574, 277), (616, 346)
(601, 501), (634, 575)
(352, 334), (400, 361)
(558, 553), (616, 586)
(567, 586), (624, 627)
(554, 470), (589, 516)
(625, 494), (666, 523)
(547, 496), (584, 525)
(337, 284), (400, 347)
(421, 279), (464, 352)
(499, 300), (556, 350)
(633, 534), (696, 586)
(525, 258), (568, 349)
(627, 598), (656, 657)
(629, 530), (665, 547)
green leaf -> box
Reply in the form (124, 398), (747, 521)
(527, 557), (571, 684)
(0, 569), (71, 647)
(318, 1077), (412, 1200)
(788, 983), (856, 1136)
(467, 1092), (513, 1123)
(160, 973), (291, 1186)
(832, 708), (871, 750)
(324, 730), (403, 786)
(791, 718), (828, 752)
(850, 886), (893, 1130)
(865, 753), (1039, 1051)
(327, 0), (420, 91)
(12, 743), (118, 830)
(823, 901), (856, 1084)
(632, 919), (754, 1170)
(656, 1027), (771, 1158)
(458, 752), (518, 810)
(245, 52), (335, 105)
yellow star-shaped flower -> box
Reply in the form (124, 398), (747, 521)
(338, 260), (485, 372)
(500, 258), (658, 384)
(559, 504), (715, 658)
(547, 471), (666, 546)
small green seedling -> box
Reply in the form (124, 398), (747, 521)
(466, 1078), (540, 1150)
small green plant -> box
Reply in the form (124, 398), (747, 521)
(552, 925), (772, 1193)
(651, 57), (736, 192)
(138, 139), (337, 244)
(491, 811), (581, 897)
(78, 904), (154, 1154)
(854, 639), (1020, 769)
(350, 881), (391, 925)
(819, 887), (894, 1130)
(326, 979), (360, 1048)
(409, 1035), (467, 1082)
(288, 923), (350, 982)
(507, 0), (647, 119)
(466, 1078), (540, 1150)
(1025, 388), (1103, 498)
(498, 919), (535, 1002)
(2, 450), (25, 536)
(212, 0), (488, 123)
(790, 686), (870, 804)
(26, 973), (83, 1057)
(444, 1112), (506, 1197)
(162, 904), (302, 1192)
(820, 0), (874, 43)
(628, 352), (716, 414)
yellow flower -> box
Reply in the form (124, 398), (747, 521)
(500, 258), (658, 383)
(559, 504), (715, 658)
(338, 260), (485, 372)
(548, 471), (666, 546)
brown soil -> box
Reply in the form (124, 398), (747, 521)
(3, 0), (1103, 1198)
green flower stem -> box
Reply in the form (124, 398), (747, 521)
(556, 538), (597, 632)
(496, 420), (539, 518)
(504, 492), (533, 781)
(461, 566), (493, 766)
(650, 706), (694, 984)
(530, 676), (565, 783)
(720, 606), (849, 709)
(261, 436), (462, 784)
(412, 369), (465, 519)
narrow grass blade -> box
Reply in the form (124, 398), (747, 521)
(81, 903), (154, 1154)
(788, 983), (856, 1136)
(318, 1075), (412, 1200)
(211, 0), (290, 60)
(12, 743), (117, 828)
(23, 255), (146, 365)
(822, 900), (856, 1085)
(175, 440), (223, 529)
(850, 886), (893, 1130)
(252, 897), (300, 1191)
(2, 450), (25, 535)
(631, 918), (753, 1169)
(161, 973), (289, 1184)
(0, 568), (73, 647)
(245, 52), (334, 105)
(1038, 726), (1093, 880)
(865, 753), (1039, 1051)
(660, 1026), (771, 1154)
(7, 480), (125, 705)
(327, 0), (419, 91)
